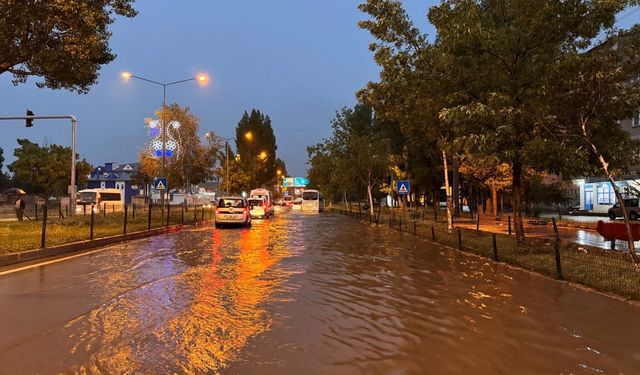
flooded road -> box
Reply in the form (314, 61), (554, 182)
(1, 213), (640, 374)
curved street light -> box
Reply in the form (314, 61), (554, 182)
(122, 71), (208, 203)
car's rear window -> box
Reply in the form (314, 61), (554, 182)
(218, 198), (245, 208)
(248, 199), (263, 207)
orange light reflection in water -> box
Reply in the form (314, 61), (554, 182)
(166, 224), (291, 373)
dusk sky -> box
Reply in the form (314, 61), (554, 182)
(0, 1), (636, 177)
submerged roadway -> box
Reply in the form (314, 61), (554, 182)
(1, 212), (639, 374)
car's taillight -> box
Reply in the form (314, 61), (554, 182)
(216, 208), (220, 214)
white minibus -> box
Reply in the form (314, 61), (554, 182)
(301, 189), (324, 212)
(76, 188), (124, 212)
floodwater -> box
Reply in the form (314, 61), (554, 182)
(1, 213), (640, 374)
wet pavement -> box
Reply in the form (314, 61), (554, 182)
(1, 212), (640, 374)
(457, 217), (638, 251)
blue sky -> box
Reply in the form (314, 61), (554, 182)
(0, 1), (636, 177)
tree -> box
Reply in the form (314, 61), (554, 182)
(0, 147), (11, 190)
(8, 139), (91, 197)
(139, 104), (219, 193)
(431, 0), (638, 242)
(549, 26), (640, 260)
(218, 150), (251, 195)
(459, 155), (512, 216)
(358, 0), (455, 229)
(0, 0), (137, 93)
(307, 104), (390, 215)
(235, 110), (279, 188)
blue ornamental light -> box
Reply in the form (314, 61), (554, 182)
(145, 118), (181, 158)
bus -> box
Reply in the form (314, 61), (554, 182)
(250, 188), (273, 216)
(301, 189), (324, 212)
(76, 188), (124, 213)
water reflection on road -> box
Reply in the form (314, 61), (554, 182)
(1, 212), (640, 374)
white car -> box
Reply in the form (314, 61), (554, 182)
(248, 197), (269, 219)
(215, 197), (251, 228)
(292, 198), (303, 210)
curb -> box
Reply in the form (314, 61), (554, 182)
(0, 221), (213, 268)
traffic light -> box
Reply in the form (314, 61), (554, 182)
(25, 109), (34, 127)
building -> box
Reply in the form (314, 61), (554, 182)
(87, 162), (141, 204)
(573, 107), (640, 213)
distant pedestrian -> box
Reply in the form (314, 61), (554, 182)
(14, 198), (25, 221)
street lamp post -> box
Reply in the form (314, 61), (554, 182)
(122, 71), (207, 204)
(206, 132), (233, 196)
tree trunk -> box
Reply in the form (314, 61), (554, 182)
(581, 118), (637, 262)
(491, 187), (498, 216)
(513, 160), (526, 243)
(367, 183), (374, 217)
(452, 157), (460, 217)
(442, 150), (453, 231)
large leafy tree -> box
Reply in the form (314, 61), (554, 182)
(139, 104), (219, 192)
(8, 139), (92, 197)
(307, 104), (391, 215)
(431, 0), (636, 242)
(234, 110), (279, 188)
(0, 0), (137, 93)
(358, 0), (457, 228)
(549, 26), (640, 259)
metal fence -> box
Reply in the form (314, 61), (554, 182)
(0, 203), (214, 255)
(332, 207), (640, 301)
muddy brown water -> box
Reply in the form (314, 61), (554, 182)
(1, 213), (639, 374)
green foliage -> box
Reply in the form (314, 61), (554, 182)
(234, 109), (279, 188)
(0, 147), (10, 190)
(307, 104), (391, 207)
(8, 139), (92, 196)
(358, 0), (640, 239)
(139, 104), (219, 191)
(0, 0), (137, 93)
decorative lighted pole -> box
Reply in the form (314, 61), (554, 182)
(122, 71), (208, 203)
(205, 132), (234, 196)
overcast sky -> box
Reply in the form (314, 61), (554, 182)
(0, 1), (636, 177)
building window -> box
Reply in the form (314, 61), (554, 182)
(597, 183), (615, 205)
(633, 112), (640, 128)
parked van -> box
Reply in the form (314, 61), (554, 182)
(76, 188), (124, 212)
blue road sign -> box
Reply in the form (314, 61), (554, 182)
(154, 177), (167, 190)
(283, 177), (309, 188)
(397, 180), (410, 195)
(294, 177), (309, 187)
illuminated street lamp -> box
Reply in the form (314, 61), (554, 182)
(244, 131), (253, 141)
(258, 150), (268, 161)
(122, 71), (208, 203)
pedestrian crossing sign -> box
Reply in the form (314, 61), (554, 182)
(397, 180), (410, 195)
(154, 177), (167, 191)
